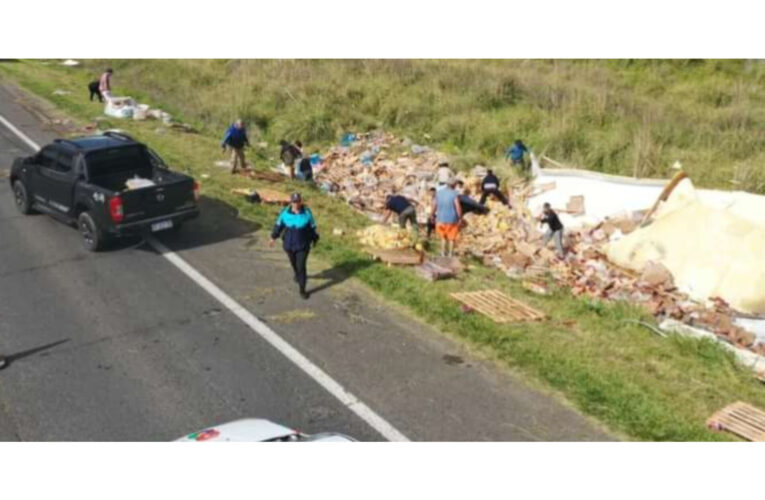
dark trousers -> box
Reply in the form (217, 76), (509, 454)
(286, 248), (310, 292)
(398, 205), (419, 234)
(479, 189), (508, 205)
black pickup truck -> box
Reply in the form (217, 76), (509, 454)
(9, 132), (200, 251)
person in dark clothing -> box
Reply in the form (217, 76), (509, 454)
(455, 180), (489, 215)
(221, 119), (251, 174)
(539, 202), (565, 258)
(382, 194), (419, 235)
(479, 169), (511, 207)
(280, 140), (303, 180)
(88, 80), (103, 102)
(270, 192), (320, 299)
(506, 139), (529, 169)
(297, 157), (314, 182)
(426, 187), (437, 238)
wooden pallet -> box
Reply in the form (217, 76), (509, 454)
(707, 401), (765, 441)
(451, 289), (546, 323)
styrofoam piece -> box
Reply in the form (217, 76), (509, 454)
(734, 318), (765, 344)
(659, 318), (765, 373)
(125, 177), (156, 190)
(133, 104), (150, 121)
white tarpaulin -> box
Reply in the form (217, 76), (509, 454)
(524, 166), (765, 315)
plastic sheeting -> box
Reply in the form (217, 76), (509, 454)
(104, 97), (136, 119)
(606, 178), (765, 314)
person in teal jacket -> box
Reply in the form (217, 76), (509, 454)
(269, 192), (319, 299)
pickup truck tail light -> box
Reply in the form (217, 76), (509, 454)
(193, 180), (201, 202)
(109, 195), (124, 223)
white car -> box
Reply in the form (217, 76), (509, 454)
(177, 419), (356, 442)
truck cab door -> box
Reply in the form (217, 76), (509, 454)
(33, 146), (75, 214)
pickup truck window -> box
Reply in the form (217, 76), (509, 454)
(39, 146), (58, 169)
(147, 148), (167, 170)
(86, 145), (153, 181)
(55, 150), (74, 173)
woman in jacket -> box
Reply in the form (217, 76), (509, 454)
(269, 192), (319, 299)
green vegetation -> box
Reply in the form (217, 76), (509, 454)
(3, 60), (765, 442)
(19, 59), (765, 191)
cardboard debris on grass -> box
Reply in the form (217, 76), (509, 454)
(364, 247), (423, 266)
(231, 187), (290, 205)
(313, 132), (765, 357)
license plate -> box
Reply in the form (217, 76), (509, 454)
(151, 220), (173, 232)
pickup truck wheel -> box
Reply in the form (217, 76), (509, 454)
(78, 212), (105, 252)
(12, 180), (33, 215)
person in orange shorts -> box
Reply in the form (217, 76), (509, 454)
(432, 178), (462, 257)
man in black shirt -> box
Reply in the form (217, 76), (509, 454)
(539, 202), (565, 258)
(479, 169), (511, 207)
(382, 193), (419, 236)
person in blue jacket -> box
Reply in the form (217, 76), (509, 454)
(506, 139), (529, 169)
(269, 192), (320, 299)
(221, 119), (251, 174)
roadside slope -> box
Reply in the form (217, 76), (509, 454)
(5, 61), (765, 441)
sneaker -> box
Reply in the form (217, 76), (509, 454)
(0, 356), (6, 370)
(300, 290), (310, 300)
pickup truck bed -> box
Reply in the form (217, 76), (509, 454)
(9, 132), (200, 251)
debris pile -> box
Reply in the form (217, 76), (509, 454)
(315, 132), (765, 357)
(316, 131), (447, 222)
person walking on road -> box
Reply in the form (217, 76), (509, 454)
(270, 192), (320, 299)
(382, 193), (419, 236)
(539, 202), (565, 259)
(98, 68), (114, 103)
(432, 178), (462, 257)
(221, 119), (251, 175)
(479, 169), (511, 207)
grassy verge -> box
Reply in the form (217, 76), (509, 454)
(12, 59), (765, 192)
(3, 60), (765, 441)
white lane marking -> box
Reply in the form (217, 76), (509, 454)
(148, 238), (409, 442)
(0, 113), (409, 442)
(0, 114), (42, 152)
